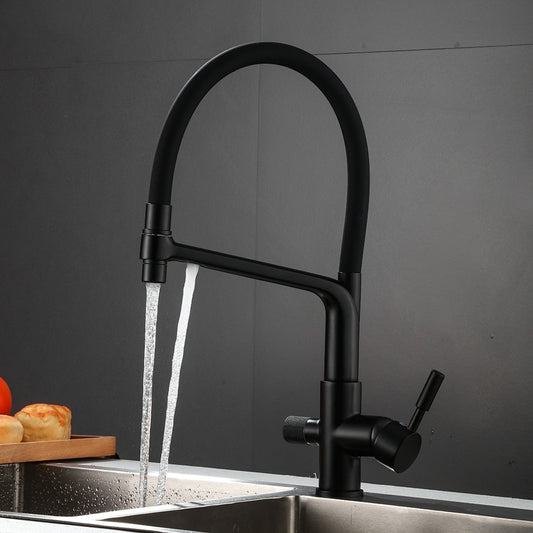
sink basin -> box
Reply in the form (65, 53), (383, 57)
(0, 461), (290, 517)
(1, 460), (531, 532)
(103, 494), (533, 533)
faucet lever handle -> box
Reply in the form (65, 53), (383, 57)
(408, 370), (445, 432)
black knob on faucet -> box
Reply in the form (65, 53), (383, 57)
(283, 416), (319, 445)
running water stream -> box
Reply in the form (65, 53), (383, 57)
(155, 262), (199, 504)
(139, 282), (161, 507)
(139, 264), (199, 507)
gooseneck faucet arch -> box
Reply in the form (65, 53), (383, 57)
(141, 42), (443, 499)
(148, 42), (370, 274)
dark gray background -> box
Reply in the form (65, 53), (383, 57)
(1, 1), (532, 499)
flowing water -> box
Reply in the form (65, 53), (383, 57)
(155, 263), (199, 505)
(139, 265), (200, 507)
(139, 282), (161, 507)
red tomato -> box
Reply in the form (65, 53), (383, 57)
(0, 377), (12, 415)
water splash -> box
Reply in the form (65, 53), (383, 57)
(155, 263), (199, 505)
(139, 282), (161, 507)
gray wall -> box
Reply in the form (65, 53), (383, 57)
(1, 1), (532, 499)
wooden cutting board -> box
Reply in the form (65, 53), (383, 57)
(0, 435), (116, 464)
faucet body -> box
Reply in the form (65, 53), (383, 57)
(141, 42), (442, 499)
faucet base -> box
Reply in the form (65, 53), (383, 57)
(315, 487), (364, 500)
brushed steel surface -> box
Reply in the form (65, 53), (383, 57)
(0, 462), (288, 517)
(2, 461), (532, 531)
(105, 495), (533, 532)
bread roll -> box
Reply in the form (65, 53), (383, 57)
(0, 415), (24, 444)
(15, 403), (71, 442)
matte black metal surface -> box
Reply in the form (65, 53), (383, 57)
(141, 41), (443, 498)
(148, 41), (369, 274)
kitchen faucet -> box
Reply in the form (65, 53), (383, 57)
(140, 42), (444, 499)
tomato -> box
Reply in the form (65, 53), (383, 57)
(0, 377), (12, 415)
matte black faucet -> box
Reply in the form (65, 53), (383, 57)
(140, 42), (444, 499)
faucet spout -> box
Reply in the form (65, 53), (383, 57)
(141, 221), (359, 382)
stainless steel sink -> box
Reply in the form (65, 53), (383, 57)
(103, 494), (533, 533)
(0, 460), (290, 517)
(1, 460), (532, 532)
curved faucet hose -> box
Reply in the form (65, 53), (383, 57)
(148, 41), (369, 274)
